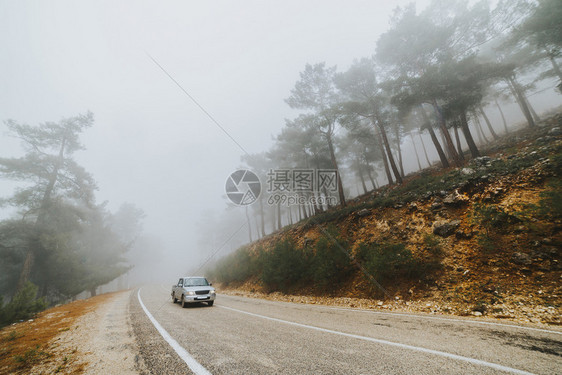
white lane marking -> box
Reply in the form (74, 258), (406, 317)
(220, 295), (561, 336)
(323, 306), (562, 336)
(219, 305), (535, 375)
(137, 288), (212, 375)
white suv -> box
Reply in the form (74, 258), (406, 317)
(171, 277), (216, 307)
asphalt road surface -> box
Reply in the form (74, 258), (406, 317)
(129, 285), (561, 375)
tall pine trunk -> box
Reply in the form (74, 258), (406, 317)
(409, 132), (423, 170)
(453, 124), (465, 161)
(506, 76), (535, 128)
(254, 217), (261, 239)
(418, 132), (431, 167)
(375, 124), (394, 185)
(525, 96), (541, 123)
(276, 202), (282, 231)
(358, 162), (368, 194)
(478, 105), (499, 140)
(460, 111), (480, 158)
(495, 99), (509, 134)
(472, 112), (490, 144)
(326, 132), (346, 207)
(548, 53), (562, 82)
(374, 116), (403, 184)
(288, 206), (293, 225)
(432, 100), (461, 167)
(366, 168), (377, 190)
(394, 125), (405, 178)
(245, 206), (252, 243)
(419, 106), (448, 168)
(259, 197), (266, 237)
(322, 186), (332, 210)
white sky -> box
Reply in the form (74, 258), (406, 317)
(2, 0), (559, 275)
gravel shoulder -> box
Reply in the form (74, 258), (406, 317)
(75, 290), (146, 374)
(0, 289), (146, 374)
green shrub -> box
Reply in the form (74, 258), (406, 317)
(538, 179), (562, 219)
(356, 242), (420, 282)
(422, 233), (443, 257)
(0, 282), (47, 327)
(310, 230), (353, 289)
(260, 239), (311, 292)
(470, 202), (514, 235)
(476, 233), (497, 253)
(14, 345), (49, 368)
(209, 246), (258, 286)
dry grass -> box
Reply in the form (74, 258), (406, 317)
(0, 292), (117, 374)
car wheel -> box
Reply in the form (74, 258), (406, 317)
(181, 295), (187, 308)
(208, 301), (214, 307)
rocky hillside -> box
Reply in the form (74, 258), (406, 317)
(210, 113), (562, 325)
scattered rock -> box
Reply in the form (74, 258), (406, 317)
(514, 225), (527, 233)
(536, 136), (553, 144)
(422, 191), (434, 200)
(482, 193), (493, 202)
(433, 220), (461, 237)
(461, 167), (475, 175)
(356, 208), (371, 218)
(512, 252), (532, 265)
(483, 285), (496, 293)
(494, 314), (516, 319)
(548, 127), (561, 136)
(541, 238), (552, 245)
(431, 202), (443, 211)
(455, 229), (473, 239)
(443, 190), (469, 205)
(472, 156), (492, 167)
(472, 311), (483, 316)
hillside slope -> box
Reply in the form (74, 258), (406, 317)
(211, 114), (562, 325)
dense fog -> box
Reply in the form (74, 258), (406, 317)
(1, 0), (560, 302)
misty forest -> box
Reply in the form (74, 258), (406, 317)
(209, 0), (561, 246)
(1, 0), (561, 326)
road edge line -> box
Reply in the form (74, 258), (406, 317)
(220, 294), (561, 336)
(219, 305), (535, 375)
(324, 306), (562, 336)
(137, 288), (212, 375)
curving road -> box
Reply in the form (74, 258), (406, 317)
(129, 285), (562, 375)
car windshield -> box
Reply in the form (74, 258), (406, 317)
(183, 278), (209, 287)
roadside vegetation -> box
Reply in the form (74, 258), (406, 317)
(0, 114), (146, 327)
(208, 114), (562, 321)
(0, 283), (46, 328)
(205, 0), (562, 244)
(209, 225), (445, 296)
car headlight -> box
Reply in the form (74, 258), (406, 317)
(210, 290), (216, 295)
(185, 291), (195, 296)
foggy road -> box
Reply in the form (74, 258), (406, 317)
(129, 285), (561, 375)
